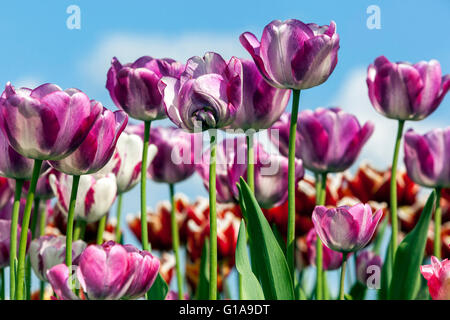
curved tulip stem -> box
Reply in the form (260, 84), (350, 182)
(434, 187), (442, 259)
(115, 194), (123, 242)
(339, 253), (348, 300)
(315, 172), (327, 300)
(169, 184), (184, 300)
(65, 175), (81, 271)
(96, 215), (107, 245)
(10, 178), (24, 299)
(209, 133), (217, 300)
(390, 120), (405, 264)
(287, 89), (301, 285)
(16, 159), (43, 300)
(246, 131), (255, 193)
(141, 120), (151, 251)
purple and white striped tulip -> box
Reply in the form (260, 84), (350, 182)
(49, 173), (117, 223)
(356, 250), (382, 284)
(99, 129), (158, 194)
(297, 108), (374, 173)
(47, 241), (160, 300)
(161, 52), (243, 131)
(0, 126), (35, 179)
(29, 235), (86, 281)
(228, 59), (291, 131)
(240, 19), (340, 90)
(367, 56), (450, 121)
(312, 203), (383, 253)
(147, 126), (196, 184)
(0, 219), (31, 268)
(404, 127), (450, 188)
(49, 106), (128, 175)
(106, 56), (184, 121)
(0, 83), (102, 160)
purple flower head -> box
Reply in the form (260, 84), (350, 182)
(356, 250), (382, 284)
(404, 127), (450, 188)
(161, 52), (243, 131)
(306, 228), (343, 270)
(312, 203), (383, 253)
(240, 19), (339, 90)
(367, 56), (450, 121)
(0, 83), (102, 160)
(106, 56), (184, 121)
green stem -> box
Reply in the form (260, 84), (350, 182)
(246, 132), (255, 193)
(39, 200), (47, 299)
(315, 172), (327, 300)
(169, 184), (184, 300)
(390, 120), (405, 264)
(339, 253), (348, 300)
(96, 215), (107, 245)
(209, 133), (217, 300)
(0, 268), (4, 300)
(25, 199), (40, 301)
(10, 178), (24, 300)
(16, 159), (43, 300)
(115, 194), (123, 242)
(39, 281), (45, 300)
(434, 187), (442, 259)
(141, 120), (151, 251)
(65, 175), (80, 270)
(287, 89), (301, 285)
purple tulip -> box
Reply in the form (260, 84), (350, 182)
(0, 177), (12, 210)
(0, 83), (102, 160)
(296, 108), (374, 173)
(49, 106), (128, 175)
(99, 129), (158, 194)
(312, 203), (383, 253)
(197, 137), (303, 208)
(106, 56), (184, 121)
(122, 244), (160, 299)
(0, 126), (35, 179)
(228, 59), (291, 131)
(147, 126), (196, 184)
(356, 250), (382, 284)
(0, 219), (31, 268)
(240, 19), (339, 90)
(49, 173), (117, 223)
(47, 241), (160, 300)
(29, 235), (86, 281)
(268, 112), (299, 158)
(306, 228), (343, 271)
(404, 127), (450, 188)
(367, 56), (450, 121)
(161, 52), (243, 131)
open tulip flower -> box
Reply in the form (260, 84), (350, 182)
(420, 256), (450, 300)
(162, 52), (242, 132)
(312, 203), (383, 253)
(47, 241), (160, 300)
(240, 19), (339, 90)
(29, 235), (86, 281)
(50, 173), (117, 223)
(367, 56), (450, 121)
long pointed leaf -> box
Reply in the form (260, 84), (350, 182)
(195, 241), (210, 300)
(239, 178), (294, 300)
(235, 220), (265, 300)
(389, 191), (436, 299)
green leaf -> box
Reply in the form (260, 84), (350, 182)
(344, 293), (353, 300)
(271, 224), (287, 254)
(349, 281), (367, 300)
(389, 191), (436, 300)
(195, 240), (210, 300)
(147, 273), (169, 300)
(295, 282), (307, 300)
(378, 239), (392, 300)
(235, 220), (265, 300)
(238, 178), (295, 300)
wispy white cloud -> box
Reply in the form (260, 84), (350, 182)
(80, 32), (248, 85)
(330, 68), (446, 169)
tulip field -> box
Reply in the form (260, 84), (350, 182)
(0, 1), (449, 305)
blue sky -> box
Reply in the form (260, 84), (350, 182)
(0, 0), (449, 297)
